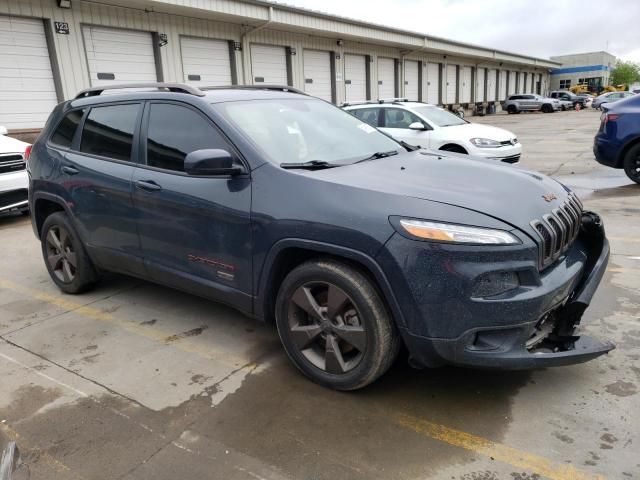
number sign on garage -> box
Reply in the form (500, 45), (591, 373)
(344, 53), (367, 102)
(180, 37), (233, 86)
(250, 44), (288, 85)
(83, 26), (158, 86)
(303, 49), (333, 102)
(0, 15), (59, 129)
(377, 57), (396, 99)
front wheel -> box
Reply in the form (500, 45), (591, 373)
(623, 143), (640, 185)
(275, 260), (400, 390)
(541, 104), (553, 113)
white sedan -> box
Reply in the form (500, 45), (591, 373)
(0, 126), (30, 214)
(344, 101), (521, 163)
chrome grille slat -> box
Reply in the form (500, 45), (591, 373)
(0, 153), (26, 175)
(530, 194), (583, 269)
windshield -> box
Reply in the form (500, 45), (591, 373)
(410, 106), (467, 127)
(215, 98), (401, 165)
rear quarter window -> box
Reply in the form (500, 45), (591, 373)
(50, 109), (86, 148)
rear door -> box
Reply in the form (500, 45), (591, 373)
(132, 101), (252, 310)
(379, 107), (431, 148)
(54, 102), (145, 275)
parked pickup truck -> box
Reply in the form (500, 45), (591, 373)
(549, 91), (587, 110)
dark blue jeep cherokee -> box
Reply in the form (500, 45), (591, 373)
(28, 83), (613, 390)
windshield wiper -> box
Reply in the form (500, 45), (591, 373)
(353, 150), (399, 164)
(280, 160), (340, 170)
(399, 141), (420, 152)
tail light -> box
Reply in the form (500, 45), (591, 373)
(24, 145), (32, 161)
(601, 113), (620, 124)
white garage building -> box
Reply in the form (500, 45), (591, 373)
(0, 0), (559, 131)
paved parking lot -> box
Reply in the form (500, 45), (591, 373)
(1, 109), (639, 480)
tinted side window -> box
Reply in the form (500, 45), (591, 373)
(50, 109), (85, 148)
(146, 103), (231, 173)
(383, 108), (421, 129)
(80, 104), (139, 161)
(351, 108), (380, 127)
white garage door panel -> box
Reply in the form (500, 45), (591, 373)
(377, 57), (395, 99)
(251, 44), (287, 85)
(404, 60), (419, 101)
(181, 37), (232, 86)
(83, 26), (157, 86)
(520, 72), (526, 93)
(446, 65), (457, 104)
(509, 71), (516, 95)
(461, 66), (472, 103)
(499, 70), (507, 100)
(426, 63), (440, 104)
(476, 68), (485, 102)
(0, 15), (58, 129)
(303, 49), (332, 101)
(344, 53), (367, 102)
(487, 69), (497, 102)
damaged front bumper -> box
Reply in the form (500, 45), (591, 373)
(400, 212), (614, 370)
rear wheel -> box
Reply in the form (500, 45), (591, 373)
(623, 143), (640, 185)
(275, 260), (400, 390)
(541, 104), (553, 113)
(507, 105), (517, 114)
(41, 212), (99, 294)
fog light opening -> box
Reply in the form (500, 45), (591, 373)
(471, 271), (520, 298)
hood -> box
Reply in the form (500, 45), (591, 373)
(443, 123), (514, 142)
(0, 134), (29, 154)
(312, 151), (571, 235)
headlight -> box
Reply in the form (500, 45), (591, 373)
(398, 219), (520, 245)
(469, 138), (501, 148)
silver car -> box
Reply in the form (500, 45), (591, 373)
(502, 94), (559, 114)
(592, 91), (635, 109)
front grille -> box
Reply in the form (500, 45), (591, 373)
(0, 153), (26, 175)
(500, 154), (520, 164)
(531, 194), (583, 269)
(0, 189), (28, 208)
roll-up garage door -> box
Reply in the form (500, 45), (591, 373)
(531, 73), (536, 94)
(445, 65), (457, 104)
(487, 69), (497, 102)
(377, 57), (395, 99)
(509, 71), (516, 95)
(303, 49), (332, 102)
(460, 66), (472, 103)
(0, 15), (58, 129)
(476, 67), (485, 102)
(83, 26), (157, 86)
(180, 37), (232, 86)
(426, 63), (440, 104)
(250, 44), (287, 85)
(520, 72), (527, 93)
(404, 60), (419, 101)
(499, 70), (507, 100)
(344, 53), (367, 102)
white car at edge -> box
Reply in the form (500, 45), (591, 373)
(343, 100), (522, 164)
(0, 126), (30, 215)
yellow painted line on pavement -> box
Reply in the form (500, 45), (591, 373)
(397, 413), (606, 480)
(0, 278), (250, 370)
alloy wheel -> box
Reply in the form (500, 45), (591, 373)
(45, 225), (77, 283)
(627, 152), (640, 183)
(286, 281), (366, 374)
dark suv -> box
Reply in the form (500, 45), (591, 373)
(28, 83), (613, 390)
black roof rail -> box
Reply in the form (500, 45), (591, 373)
(200, 84), (308, 95)
(75, 83), (206, 99)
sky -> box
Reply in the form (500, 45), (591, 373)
(279, 0), (640, 63)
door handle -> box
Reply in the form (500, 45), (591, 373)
(135, 180), (162, 192)
(61, 165), (79, 175)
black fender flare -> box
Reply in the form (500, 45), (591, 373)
(255, 238), (406, 328)
(30, 191), (76, 239)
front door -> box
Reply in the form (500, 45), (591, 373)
(132, 101), (252, 312)
(379, 107), (431, 148)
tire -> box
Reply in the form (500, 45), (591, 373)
(275, 259), (400, 390)
(507, 105), (517, 114)
(623, 143), (640, 185)
(40, 212), (100, 294)
(541, 104), (553, 113)
(439, 144), (468, 154)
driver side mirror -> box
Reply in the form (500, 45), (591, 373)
(184, 149), (244, 176)
(409, 122), (427, 131)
